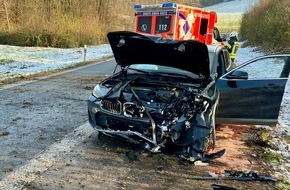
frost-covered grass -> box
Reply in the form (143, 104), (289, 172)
(0, 44), (112, 81)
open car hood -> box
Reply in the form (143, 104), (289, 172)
(107, 31), (210, 78)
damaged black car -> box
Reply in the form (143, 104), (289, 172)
(87, 31), (223, 161)
(88, 31), (290, 162)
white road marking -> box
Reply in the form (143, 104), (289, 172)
(0, 122), (95, 190)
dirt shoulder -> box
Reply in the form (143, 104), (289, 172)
(22, 124), (276, 190)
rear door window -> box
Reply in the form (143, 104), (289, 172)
(155, 15), (172, 33)
(137, 16), (152, 34)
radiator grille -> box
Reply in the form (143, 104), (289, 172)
(100, 100), (122, 114)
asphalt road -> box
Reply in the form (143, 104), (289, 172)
(0, 59), (116, 180)
(0, 59), (276, 190)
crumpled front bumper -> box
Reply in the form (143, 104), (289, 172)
(88, 95), (159, 151)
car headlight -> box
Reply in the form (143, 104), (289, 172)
(92, 84), (109, 98)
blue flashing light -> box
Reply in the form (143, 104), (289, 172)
(134, 4), (142, 9)
(162, 2), (176, 8)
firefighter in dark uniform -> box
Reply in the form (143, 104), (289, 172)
(226, 31), (239, 62)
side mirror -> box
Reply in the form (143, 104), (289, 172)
(226, 70), (248, 79)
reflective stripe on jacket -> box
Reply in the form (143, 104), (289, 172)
(229, 41), (240, 60)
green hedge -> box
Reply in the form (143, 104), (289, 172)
(240, 0), (290, 53)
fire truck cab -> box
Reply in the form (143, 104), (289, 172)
(134, 2), (222, 45)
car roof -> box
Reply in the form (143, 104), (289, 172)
(207, 44), (224, 53)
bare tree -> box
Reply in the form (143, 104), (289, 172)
(3, 0), (11, 31)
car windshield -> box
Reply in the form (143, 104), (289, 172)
(127, 64), (199, 79)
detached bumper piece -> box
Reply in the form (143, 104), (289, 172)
(224, 170), (277, 182)
(189, 170), (277, 182)
(212, 184), (237, 190)
(179, 149), (225, 163)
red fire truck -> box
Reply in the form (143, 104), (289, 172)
(134, 2), (222, 45)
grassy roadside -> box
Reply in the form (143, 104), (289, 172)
(216, 13), (242, 32)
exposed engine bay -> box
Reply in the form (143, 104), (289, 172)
(89, 74), (224, 162)
(87, 31), (226, 162)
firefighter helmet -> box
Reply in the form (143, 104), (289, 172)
(229, 31), (238, 38)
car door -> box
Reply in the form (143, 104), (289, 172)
(216, 55), (290, 125)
